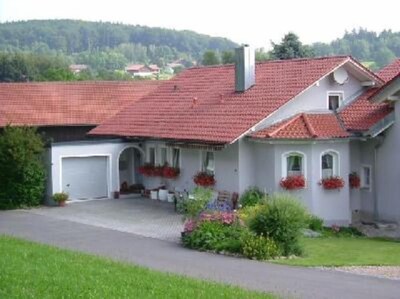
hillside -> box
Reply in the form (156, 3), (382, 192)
(0, 19), (238, 63)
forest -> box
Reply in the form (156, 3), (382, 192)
(0, 20), (399, 82)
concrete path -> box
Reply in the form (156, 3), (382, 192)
(1, 211), (399, 299)
(26, 197), (183, 242)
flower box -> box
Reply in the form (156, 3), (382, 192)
(193, 171), (216, 187)
(349, 172), (361, 189)
(138, 164), (156, 176)
(162, 166), (180, 179)
(320, 176), (345, 190)
(280, 175), (306, 190)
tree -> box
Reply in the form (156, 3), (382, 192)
(271, 33), (314, 60)
(0, 126), (46, 209)
(221, 51), (235, 64)
(202, 50), (220, 65)
(255, 48), (270, 62)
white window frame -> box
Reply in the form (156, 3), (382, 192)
(200, 150), (215, 175)
(159, 146), (168, 166)
(171, 147), (181, 168)
(320, 150), (340, 179)
(360, 164), (372, 190)
(282, 151), (306, 178)
(147, 146), (157, 165)
(327, 91), (344, 111)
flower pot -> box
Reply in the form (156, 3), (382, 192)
(167, 193), (175, 203)
(114, 191), (120, 199)
(150, 190), (158, 200)
(159, 189), (168, 201)
(58, 201), (66, 207)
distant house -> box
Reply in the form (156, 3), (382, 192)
(69, 64), (88, 74)
(125, 64), (160, 77)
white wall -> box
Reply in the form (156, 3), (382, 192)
(51, 140), (143, 198)
(254, 68), (364, 130)
(247, 139), (351, 225)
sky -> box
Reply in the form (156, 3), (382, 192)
(0, 0), (399, 48)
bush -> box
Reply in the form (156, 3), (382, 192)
(249, 193), (308, 256)
(241, 232), (280, 260)
(307, 215), (324, 231)
(177, 187), (213, 218)
(240, 187), (265, 208)
(237, 203), (265, 226)
(0, 126), (46, 209)
(182, 221), (245, 253)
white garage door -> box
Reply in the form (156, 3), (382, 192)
(62, 156), (108, 200)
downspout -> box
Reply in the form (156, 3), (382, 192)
(373, 135), (385, 220)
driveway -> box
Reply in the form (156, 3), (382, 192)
(1, 211), (399, 299)
(26, 196), (183, 242)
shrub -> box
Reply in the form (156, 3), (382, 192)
(179, 187), (213, 218)
(241, 232), (280, 260)
(307, 214), (324, 231)
(249, 193), (308, 256)
(182, 221), (245, 253)
(237, 203), (265, 226)
(52, 192), (69, 203)
(0, 126), (46, 209)
(240, 187), (265, 208)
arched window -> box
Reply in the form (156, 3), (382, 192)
(321, 151), (339, 178)
(282, 152), (305, 177)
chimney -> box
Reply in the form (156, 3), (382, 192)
(235, 45), (255, 92)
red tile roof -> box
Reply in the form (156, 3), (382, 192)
(339, 88), (393, 131)
(252, 113), (349, 139)
(377, 59), (400, 82)
(0, 81), (161, 127)
(91, 56), (349, 143)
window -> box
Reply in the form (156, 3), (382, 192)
(321, 151), (339, 178)
(328, 92), (343, 111)
(172, 148), (180, 168)
(148, 147), (156, 165)
(202, 151), (215, 174)
(361, 165), (371, 189)
(282, 152), (305, 177)
(160, 147), (168, 166)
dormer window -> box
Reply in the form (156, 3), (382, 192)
(328, 92), (343, 111)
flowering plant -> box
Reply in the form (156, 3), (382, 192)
(319, 176), (345, 190)
(193, 171), (216, 187)
(138, 164), (156, 176)
(349, 172), (361, 189)
(162, 166), (180, 179)
(183, 211), (238, 234)
(280, 175), (306, 190)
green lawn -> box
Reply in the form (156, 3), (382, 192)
(0, 235), (274, 299)
(275, 237), (400, 267)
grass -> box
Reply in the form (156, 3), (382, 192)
(0, 235), (274, 299)
(275, 236), (400, 267)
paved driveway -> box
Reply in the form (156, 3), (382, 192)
(26, 197), (183, 242)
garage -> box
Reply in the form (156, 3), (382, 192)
(61, 156), (109, 200)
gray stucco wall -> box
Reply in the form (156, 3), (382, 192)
(254, 67), (364, 130)
(375, 101), (400, 223)
(248, 140), (351, 225)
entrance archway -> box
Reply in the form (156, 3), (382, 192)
(118, 146), (144, 194)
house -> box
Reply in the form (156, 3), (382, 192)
(0, 80), (162, 202)
(125, 64), (160, 77)
(1, 46), (400, 226)
(69, 64), (88, 74)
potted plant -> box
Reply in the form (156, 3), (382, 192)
(138, 164), (156, 177)
(162, 165), (180, 179)
(320, 176), (345, 190)
(280, 175), (306, 190)
(53, 192), (68, 207)
(349, 172), (361, 189)
(193, 171), (216, 187)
